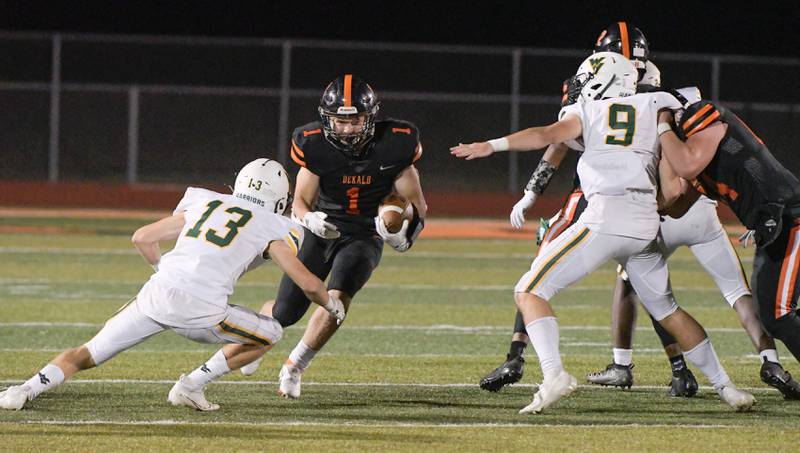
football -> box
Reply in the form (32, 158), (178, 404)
(379, 193), (412, 234)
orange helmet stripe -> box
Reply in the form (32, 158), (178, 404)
(344, 74), (352, 107)
(618, 22), (630, 59)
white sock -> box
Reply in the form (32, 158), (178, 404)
(684, 338), (730, 388)
(524, 316), (563, 381)
(23, 364), (65, 399)
(185, 350), (230, 391)
(759, 349), (779, 364)
(287, 341), (317, 370)
(613, 348), (633, 366)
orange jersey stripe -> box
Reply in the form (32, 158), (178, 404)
(682, 104), (714, 131)
(392, 127), (412, 134)
(776, 224), (800, 318)
(303, 128), (322, 137)
(344, 74), (352, 107)
(291, 140), (305, 157)
(732, 113), (765, 145)
(685, 110), (721, 138)
(618, 22), (630, 58)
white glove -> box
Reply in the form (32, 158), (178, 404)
(510, 191), (538, 229)
(375, 216), (411, 252)
(739, 230), (755, 248)
(303, 211), (340, 239)
(324, 291), (346, 325)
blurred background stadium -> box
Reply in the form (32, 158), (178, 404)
(0, 28), (798, 213)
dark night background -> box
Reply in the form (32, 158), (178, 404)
(1, 0), (798, 57)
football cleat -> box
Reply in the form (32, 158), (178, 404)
(239, 357), (264, 376)
(479, 354), (525, 392)
(519, 371), (577, 414)
(668, 364), (699, 398)
(586, 363), (633, 389)
(277, 363), (303, 399)
(760, 360), (800, 400)
(715, 383), (756, 412)
(168, 374), (220, 412)
(0, 385), (31, 411)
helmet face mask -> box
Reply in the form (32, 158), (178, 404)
(575, 52), (638, 102)
(233, 158), (291, 214)
(318, 74), (380, 158)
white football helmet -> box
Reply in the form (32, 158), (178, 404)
(233, 158), (290, 213)
(575, 52), (638, 102)
(638, 60), (661, 92)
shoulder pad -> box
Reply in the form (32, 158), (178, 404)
(677, 100), (721, 140)
(291, 121), (326, 168)
(375, 119), (422, 164)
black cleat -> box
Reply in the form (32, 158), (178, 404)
(760, 360), (800, 400)
(668, 364), (698, 397)
(479, 354), (524, 392)
(586, 363), (634, 389)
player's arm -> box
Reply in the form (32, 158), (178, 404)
(292, 167), (340, 239)
(131, 213), (186, 270)
(656, 153), (691, 211)
(657, 110), (724, 180)
(386, 164), (427, 250)
(266, 239), (345, 323)
(449, 116), (582, 160)
(660, 184), (701, 219)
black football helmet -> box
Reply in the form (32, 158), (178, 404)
(318, 74), (380, 157)
(594, 22), (649, 78)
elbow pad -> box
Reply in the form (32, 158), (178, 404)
(525, 160), (558, 195)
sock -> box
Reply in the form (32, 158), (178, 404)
(612, 348), (633, 366)
(23, 364), (65, 400)
(509, 341), (527, 359)
(287, 341), (317, 370)
(524, 317), (562, 381)
(759, 349), (779, 364)
(684, 338), (730, 388)
(669, 354), (688, 372)
(185, 350), (230, 391)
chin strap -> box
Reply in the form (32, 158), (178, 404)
(404, 204), (425, 248)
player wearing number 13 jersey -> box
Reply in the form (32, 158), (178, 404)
(0, 159), (346, 412)
(233, 75), (428, 399)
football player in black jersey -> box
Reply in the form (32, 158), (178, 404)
(235, 74), (427, 398)
(658, 101), (800, 389)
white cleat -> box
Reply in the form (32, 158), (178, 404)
(716, 383), (756, 412)
(519, 371), (577, 414)
(240, 357), (263, 376)
(168, 374), (220, 412)
(0, 385), (31, 411)
(277, 363), (303, 399)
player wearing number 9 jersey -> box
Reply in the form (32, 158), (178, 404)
(0, 158), (346, 412)
(233, 75), (428, 399)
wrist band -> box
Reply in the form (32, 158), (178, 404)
(657, 122), (673, 136)
(487, 137), (510, 152)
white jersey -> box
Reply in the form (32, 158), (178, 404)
(138, 187), (303, 328)
(559, 92), (683, 239)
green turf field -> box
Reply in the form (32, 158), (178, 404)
(1, 214), (798, 451)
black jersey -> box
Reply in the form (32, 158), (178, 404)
(290, 119), (422, 236)
(678, 100), (800, 234)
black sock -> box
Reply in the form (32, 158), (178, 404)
(669, 354), (686, 372)
(509, 341), (527, 359)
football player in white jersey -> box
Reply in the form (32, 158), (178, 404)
(0, 158), (346, 412)
(452, 52), (755, 413)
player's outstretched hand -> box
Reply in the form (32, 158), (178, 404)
(374, 216), (411, 252)
(510, 191), (538, 228)
(324, 291), (346, 325)
(450, 142), (494, 160)
(303, 211), (341, 239)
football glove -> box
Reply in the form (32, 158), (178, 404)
(375, 216), (411, 252)
(302, 211), (341, 239)
(510, 190), (538, 229)
(324, 291), (346, 325)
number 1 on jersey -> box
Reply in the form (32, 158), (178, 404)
(346, 187), (360, 214)
(606, 104), (636, 146)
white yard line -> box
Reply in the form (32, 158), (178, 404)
(0, 378), (777, 393)
(0, 419), (746, 429)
